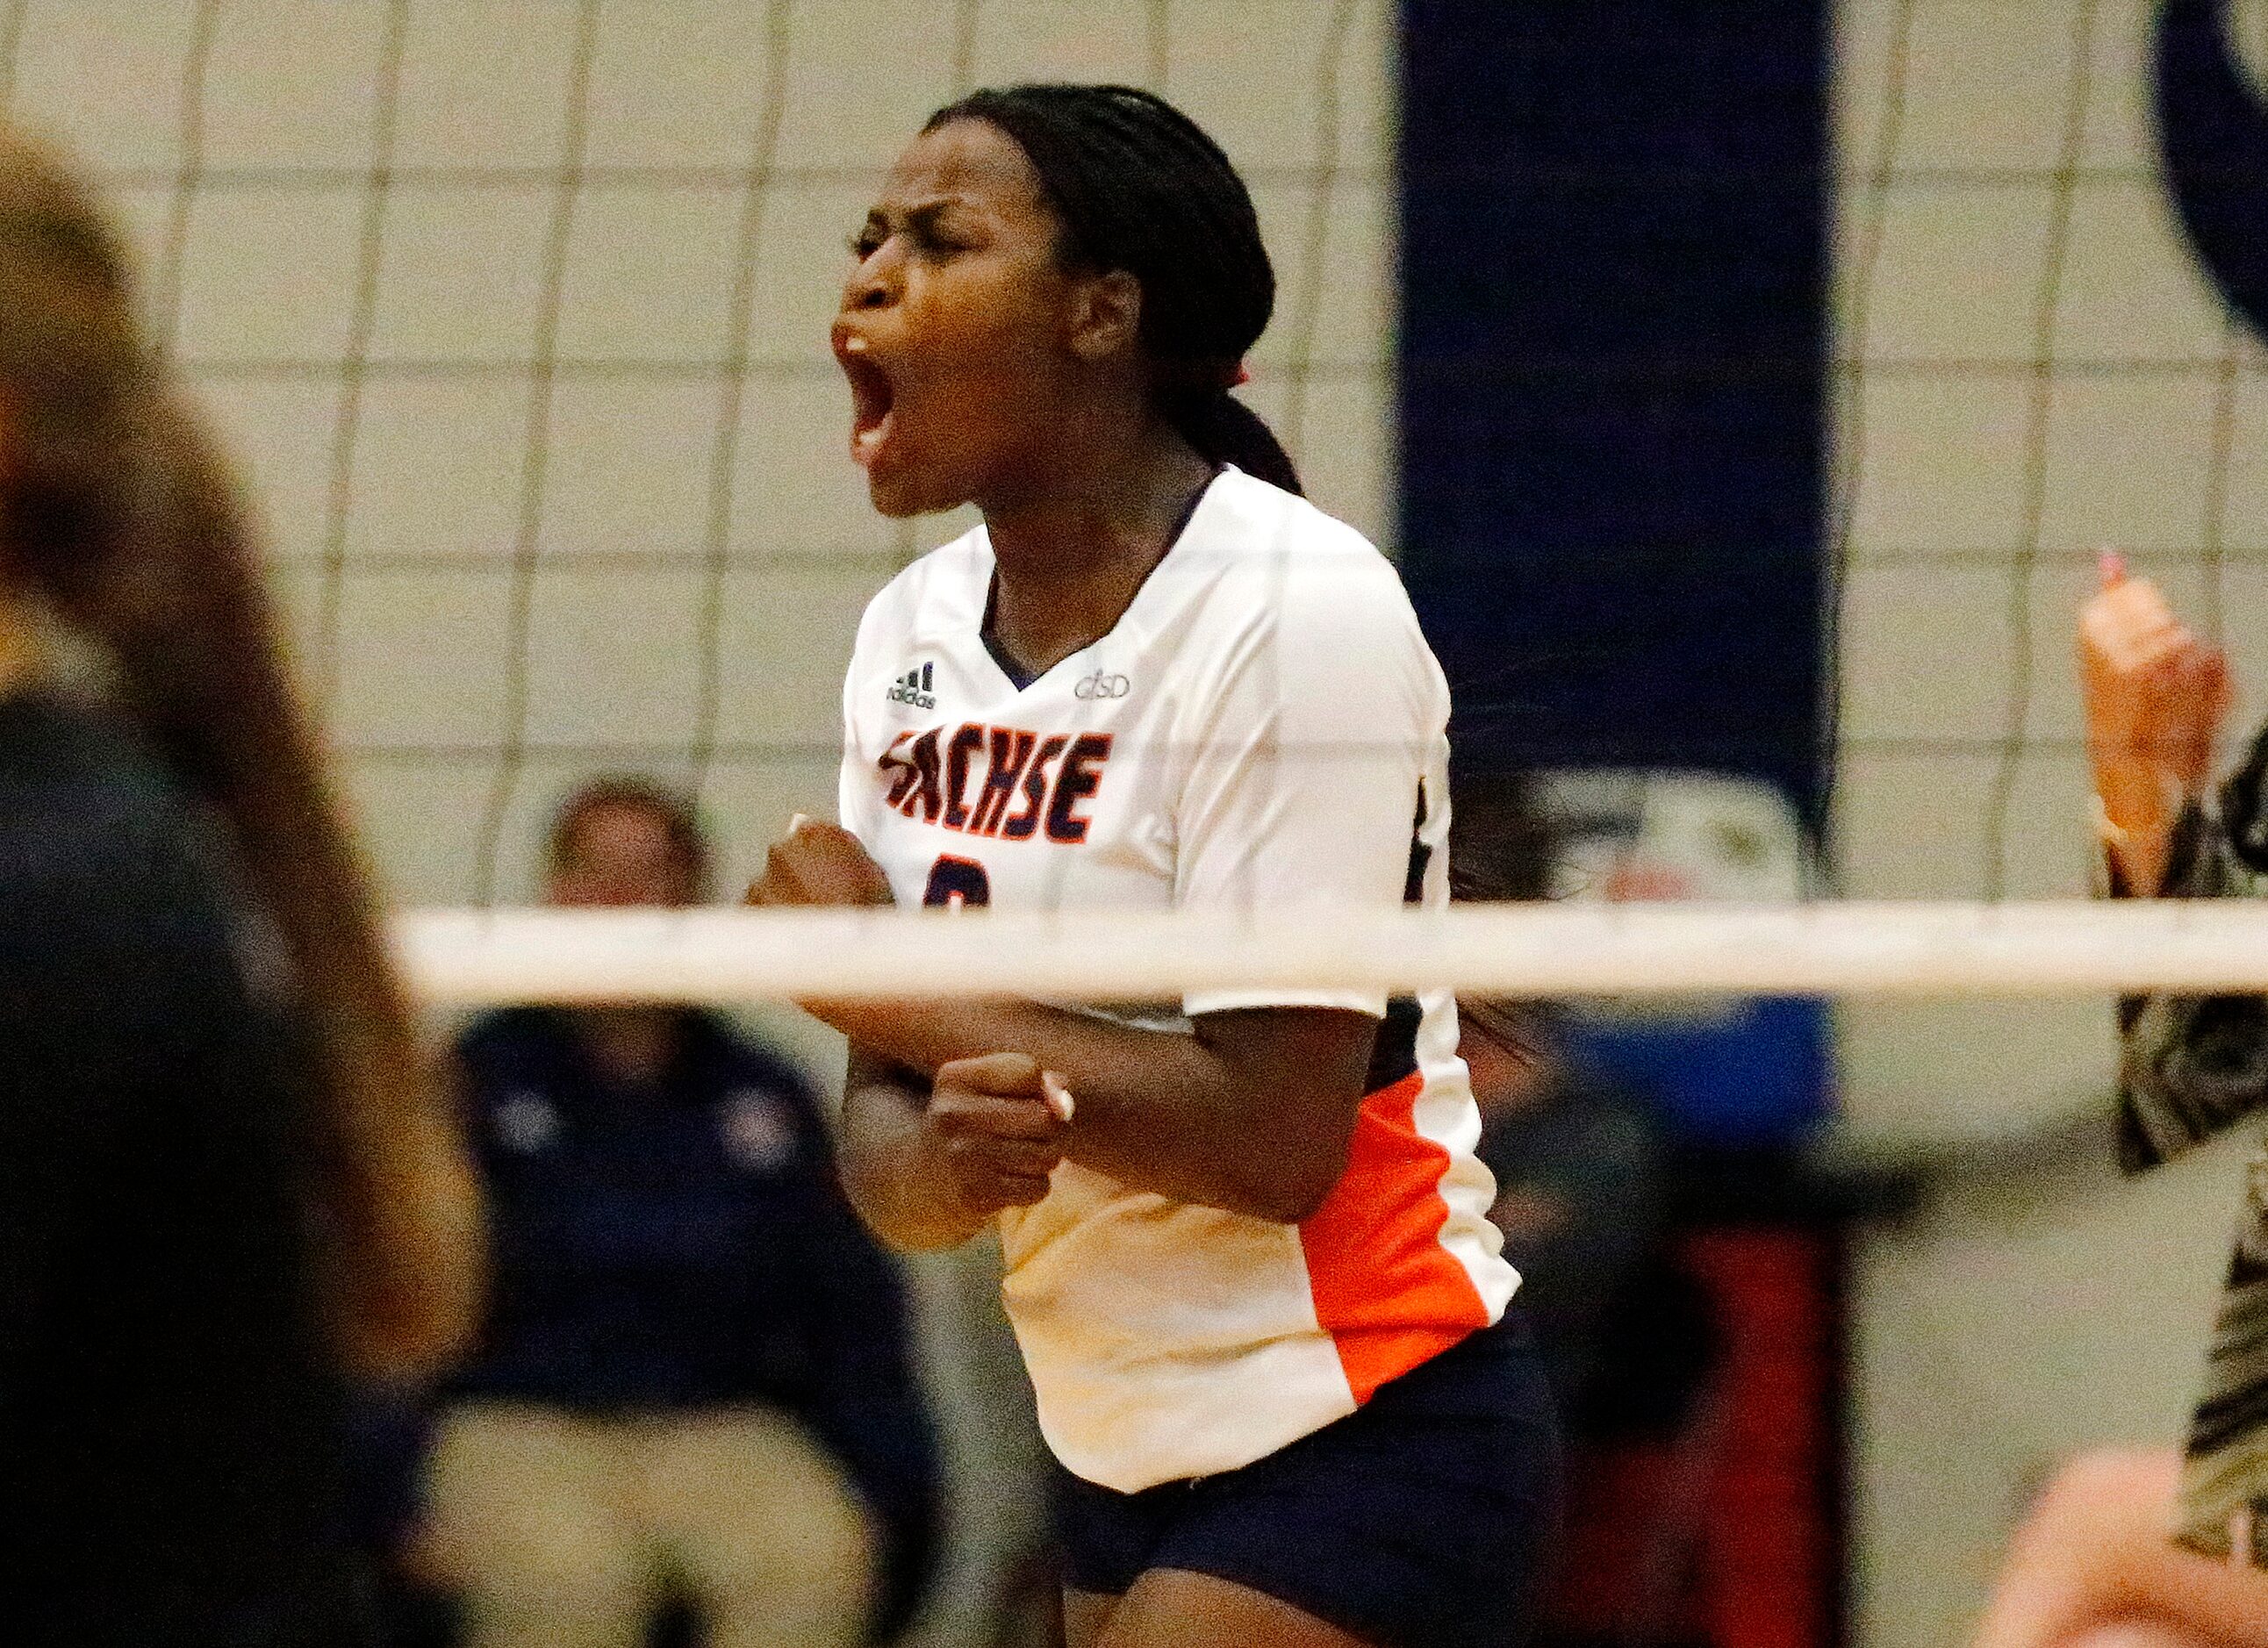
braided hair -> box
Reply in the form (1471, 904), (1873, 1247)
(924, 83), (1303, 495)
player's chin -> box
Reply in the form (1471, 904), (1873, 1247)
(863, 459), (972, 520)
(865, 472), (939, 519)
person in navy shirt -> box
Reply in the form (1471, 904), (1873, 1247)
(422, 777), (936, 1648)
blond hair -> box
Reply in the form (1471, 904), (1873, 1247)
(0, 130), (480, 1378)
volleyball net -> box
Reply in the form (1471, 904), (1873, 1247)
(397, 901), (2268, 1005)
(4, 0), (2254, 932)
(13, 5), (2268, 1070)
(11, 14), (2264, 1639)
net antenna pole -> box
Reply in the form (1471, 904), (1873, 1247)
(471, 0), (603, 908)
(1980, 0), (2100, 901)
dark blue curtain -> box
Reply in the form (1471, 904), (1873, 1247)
(1398, 0), (1829, 827)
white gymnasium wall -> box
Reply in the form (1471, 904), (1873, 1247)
(1835, 2), (2268, 1644)
(0, 0), (1397, 908)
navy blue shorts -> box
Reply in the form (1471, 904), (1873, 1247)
(1052, 1315), (1561, 1648)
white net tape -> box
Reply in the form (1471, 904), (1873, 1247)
(399, 902), (2268, 1004)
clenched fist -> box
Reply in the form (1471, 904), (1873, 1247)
(925, 1052), (1072, 1220)
(2079, 553), (2233, 890)
(746, 816), (895, 908)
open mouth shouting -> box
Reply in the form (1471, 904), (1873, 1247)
(835, 328), (898, 473)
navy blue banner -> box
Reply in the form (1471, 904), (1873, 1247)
(1397, 1), (1829, 826)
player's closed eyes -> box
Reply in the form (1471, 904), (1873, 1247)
(850, 212), (970, 264)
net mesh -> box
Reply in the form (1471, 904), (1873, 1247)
(7, 0), (2267, 992)
(1834, 0), (2268, 904)
(15, 2), (2268, 1015)
(18, 12), (2268, 1648)
(0, 0), (1395, 907)
(5, 0), (2258, 925)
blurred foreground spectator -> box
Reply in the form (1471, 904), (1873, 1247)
(420, 777), (936, 1648)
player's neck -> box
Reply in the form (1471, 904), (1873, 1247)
(980, 421), (1213, 678)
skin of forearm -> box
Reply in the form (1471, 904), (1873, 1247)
(2128, 1553), (2268, 1647)
(2108, 832), (2174, 899)
(820, 998), (1355, 1223)
(2099, 765), (2177, 895)
(839, 1068), (995, 1252)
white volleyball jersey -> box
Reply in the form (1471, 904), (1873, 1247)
(838, 467), (1517, 1493)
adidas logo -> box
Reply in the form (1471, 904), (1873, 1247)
(886, 662), (937, 710)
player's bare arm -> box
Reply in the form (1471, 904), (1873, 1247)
(756, 820), (1373, 1225)
(853, 1000), (1375, 1226)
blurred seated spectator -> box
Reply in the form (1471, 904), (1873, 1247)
(1453, 768), (1726, 1647)
(1462, 998), (1669, 1411)
(420, 777), (937, 1648)
(1449, 768), (1691, 1415)
(1465, 995), (1729, 1648)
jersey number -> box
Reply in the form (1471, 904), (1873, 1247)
(922, 854), (991, 909)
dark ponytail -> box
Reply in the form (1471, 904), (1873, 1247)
(1158, 385), (1303, 497)
(926, 83), (1303, 495)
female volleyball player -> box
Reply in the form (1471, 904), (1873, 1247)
(750, 85), (1558, 1648)
(0, 133), (479, 1643)
(1958, 559), (2268, 1646)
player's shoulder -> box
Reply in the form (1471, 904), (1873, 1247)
(1201, 469), (1423, 640)
(1207, 469), (1408, 597)
(872, 517), (991, 609)
(850, 519), (990, 654)
(1211, 466), (1384, 554)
